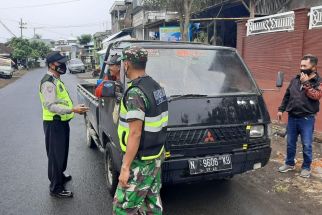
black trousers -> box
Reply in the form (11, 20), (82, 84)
(43, 120), (70, 193)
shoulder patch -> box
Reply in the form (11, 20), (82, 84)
(153, 88), (167, 105)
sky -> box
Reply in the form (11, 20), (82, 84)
(0, 0), (114, 43)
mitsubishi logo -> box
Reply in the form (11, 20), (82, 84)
(204, 130), (215, 143)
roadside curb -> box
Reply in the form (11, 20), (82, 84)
(0, 69), (28, 89)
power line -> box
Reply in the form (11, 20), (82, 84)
(0, 0), (80, 10)
(40, 24), (103, 29)
(0, 18), (20, 23)
(28, 21), (111, 28)
(0, 17), (111, 29)
(38, 28), (70, 37)
(0, 19), (17, 37)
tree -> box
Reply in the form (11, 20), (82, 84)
(144, 0), (191, 41)
(77, 34), (92, 45)
(9, 38), (51, 67)
(144, 0), (221, 41)
(250, 0), (290, 17)
(9, 37), (32, 61)
(34, 34), (42, 39)
(144, 0), (290, 40)
(30, 40), (51, 60)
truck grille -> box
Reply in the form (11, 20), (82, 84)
(167, 126), (247, 147)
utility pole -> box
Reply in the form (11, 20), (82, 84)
(19, 18), (27, 38)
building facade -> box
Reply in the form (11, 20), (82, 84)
(237, 3), (322, 131)
(54, 37), (80, 59)
(110, 1), (132, 34)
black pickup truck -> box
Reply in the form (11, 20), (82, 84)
(77, 40), (280, 195)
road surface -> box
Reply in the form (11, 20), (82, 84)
(0, 68), (320, 215)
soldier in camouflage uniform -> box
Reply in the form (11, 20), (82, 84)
(113, 46), (168, 215)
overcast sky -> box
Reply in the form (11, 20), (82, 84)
(0, 0), (114, 43)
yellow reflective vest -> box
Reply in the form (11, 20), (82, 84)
(39, 74), (74, 121)
(117, 76), (168, 160)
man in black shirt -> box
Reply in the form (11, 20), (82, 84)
(277, 54), (322, 178)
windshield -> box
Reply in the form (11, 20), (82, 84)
(144, 48), (258, 96)
(0, 58), (11, 67)
(69, 59), (83, 64)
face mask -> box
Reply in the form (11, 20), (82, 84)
(55, 63), (67, 74)
(300, 69), (313, 75)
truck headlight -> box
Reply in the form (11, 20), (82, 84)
(249, 125), (264, 138)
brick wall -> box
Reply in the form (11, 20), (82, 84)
(237, 8), (322, 131)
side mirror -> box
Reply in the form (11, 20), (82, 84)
(101, 80), (116, 97)
(276, 71), (284, 88)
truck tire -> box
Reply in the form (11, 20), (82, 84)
(105, 147), (118, 196)
(85, 117), (96, 149)
(86, 126), (96, 148)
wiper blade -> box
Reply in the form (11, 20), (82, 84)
(168, 94), (207, 101)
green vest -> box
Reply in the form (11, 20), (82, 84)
(39, 74), (74, 121)
(117, 76), (168, 161)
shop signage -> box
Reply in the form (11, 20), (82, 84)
(159, 27), (181, 41)
(247, 11), (295, 36)
(309, 5), (322, 29)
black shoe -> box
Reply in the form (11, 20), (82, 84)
(50, 190), (73, 198)
(63, 174), (72, 183)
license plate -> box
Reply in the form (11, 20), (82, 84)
(188, 154), (232, 175)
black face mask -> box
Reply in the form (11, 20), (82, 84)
(300, 69), (314, 75)
(55, 63), (67, 74)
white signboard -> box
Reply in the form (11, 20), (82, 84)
(146, 11), (166, 20)
(309, 5), (322, 29)
(247, 11), (295, 36)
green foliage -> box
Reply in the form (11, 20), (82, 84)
(77, 34), (92, 45)
(30, 40), (51, 60)
(9, 37), (51, 62)
(193, 31), (208, 44)
(9, 38), (32, 60)
(34, 34), (42, 39)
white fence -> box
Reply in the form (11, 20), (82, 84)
(309, 5), (322, 29)
(246, 11), (295, 36)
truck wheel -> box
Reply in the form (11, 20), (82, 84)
(85, 120), (96, 149)
(105, 148), (118, 196)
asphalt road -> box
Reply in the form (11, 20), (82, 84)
(0, 68), (316, 215)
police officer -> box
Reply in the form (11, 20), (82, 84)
(39, 51), (89, 198)
(113, 46), (168, 214)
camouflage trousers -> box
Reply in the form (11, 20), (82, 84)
(112, 158), (163, 215)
